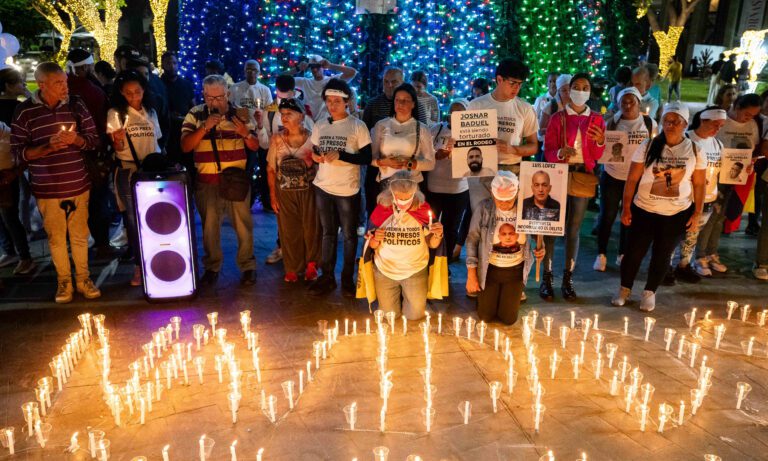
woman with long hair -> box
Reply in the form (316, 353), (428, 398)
(614, 102), (706, 312)
(106, 70), (163, 286)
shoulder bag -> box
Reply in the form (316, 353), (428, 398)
(209, 126), (250, 201)
(563, 112), (599, 198)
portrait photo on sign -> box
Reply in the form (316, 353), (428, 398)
(516, 161), (568, 236)
(719, 148), (752, 185)
(450, 109), (498, 178)
(599, 130), (630, 165)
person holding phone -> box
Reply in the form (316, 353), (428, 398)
(542, 73), (606, 301)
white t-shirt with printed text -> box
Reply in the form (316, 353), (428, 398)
(631, 138), (707, 215)
(605, 115), (657, 180)
(467, 93), (538, 165)
(428, 122), (468, 194)
(374, 211), (430, 280)
(311, 115), (371, 196)
(687, 130), (722, 203)
(106, 107), (162, 162)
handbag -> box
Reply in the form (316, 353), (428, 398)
(209, 126), (250, 201)
(69, 99), (114, 188)
(560, 111), (598, 198)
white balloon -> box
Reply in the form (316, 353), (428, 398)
(0, 34), (19, 57)
(0, 21), (3, 35)
(0, 47), (7, 71)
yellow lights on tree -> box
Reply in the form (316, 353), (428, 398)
(644, 0), (702, 76)
(149, 0), (170, 66)
(724, 29), (768, 89)
(30, 0), (78, 66)
(64, 0), (123, 64)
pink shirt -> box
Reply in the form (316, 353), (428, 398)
(543, 107), (606, 172)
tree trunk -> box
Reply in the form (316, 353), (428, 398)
(645, 0), (701, 75)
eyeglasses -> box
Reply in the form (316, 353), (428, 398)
(502, 78), (524, 88)
(204, 94), (227, 102)
(662, 118), (684, 127)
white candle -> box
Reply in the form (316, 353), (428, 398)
(230, 440), (237, 461)
(199, 435), (206, 461)
(657, 405), (667, 433)
(610, 371), (619, 395)
(494, 329), (500, 351)
(140, 396), (146, 424)
(677, 335), (686, 359)
(402, 317), (407, 336)
(688, 307), (697, 330)
(639, 405), (648, 432)
(678, 401), (685, 425)
(534, 403), (542, 432)
(428, 210), (433, 228)
(299, 370), (304, 394)
(162, 444), (170, 461)
(345, 318), (349, 336)
(5, 428), (14, 455)
(380, 406), (386, 432)
(89, 429), (96, 458)
(353, 321), (357, 335)
(747, 337), (755, 356)
(550, 350), (558, 379)
(438, 313), (443, 334)
(366, 318), (371, 335)
(623, 317), (628, 336)
(689, 343), (699, 368)
(257, 448), (264, 461)
(306, 361), (312, 382)
(463, 401), (470, 424)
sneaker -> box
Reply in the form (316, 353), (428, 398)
(611, 286), (631, 307)
(661, 266), (676, 286)
(520, 291), (527, 303)
(0, 254), (19, 268)
(639, 290), (655, 312)
(753, 265), (768, 281)
(674, 264), (701, 284)
(357, 226), (366, 237)
(593, 254), (607, 272)
(55, 280), (74, 304)
(695, 257), (712, 277)
(109, 226), (128, 248)
(708, 254), (727, 273)
(130, 266), (142, 286)
(240, 270), (257, 286)
(13, 259), (36, 275)
(266, 247), (283, 264)
(466, 290), (478, 298)
(305, 262), (318, 281)
(284, 272), (299, 283)
(76, 278), (102, 299)
(200, 270), (219, 286)
(308, 275), (337, 296)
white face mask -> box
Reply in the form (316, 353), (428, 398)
(392, 193), (415, 211)
(570, 89), (590, 106)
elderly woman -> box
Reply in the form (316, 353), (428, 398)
(267, 98), (321, 283)
(107, 70), (163, 286)
(466, 172), (545, 325)
(371, 83), (435, 189)
(614, 102), (707, 312)
(542, 72), (606, 301)
(367, 171), (444, 320)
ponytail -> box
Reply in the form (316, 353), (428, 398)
(644, 132), (668, 168)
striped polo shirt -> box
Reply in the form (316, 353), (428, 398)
(181, 104), (248, 184)
(11, 93), (98, 199)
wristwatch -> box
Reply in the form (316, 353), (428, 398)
(406, 160), (415, 170)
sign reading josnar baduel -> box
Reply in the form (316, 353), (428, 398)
(451, 109), (498, 179)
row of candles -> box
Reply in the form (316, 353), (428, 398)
(5, 299), (759, 459)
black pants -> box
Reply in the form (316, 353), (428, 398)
(315, 188), (359, 284)
(88, 181), (112, 247)
(364, 166), (380, 220)
(456, 201), (472, 247)
(477, 264), (524, 325)
(620, 204), (692, 292)
(597, 171), (628, 256)
(426, 190), (469, 261)
(749, 159), (767, 228)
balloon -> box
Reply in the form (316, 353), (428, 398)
(0, 46), (7, 70)
(0, 21), (3, 35)
(0, 33), (19, 57)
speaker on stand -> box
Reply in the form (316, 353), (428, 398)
(132, 170), (198, 301)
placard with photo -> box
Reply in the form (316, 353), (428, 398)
(719, 148), (752, 185)
(451, 109), (498, 178)
(516, 161), (569, 236)
(599, 130), (630, 165)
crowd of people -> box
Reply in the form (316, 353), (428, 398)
(1, 46), (767, 327)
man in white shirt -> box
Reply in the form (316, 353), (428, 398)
(229, 60), (274, 117)
(631, 66), (659, 119)
(294, 55), (357, 121)
(467, 58), (539, 210)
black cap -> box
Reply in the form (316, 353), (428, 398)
(278, 98), (305, 114)
(66, 48), (92, 63)
(114, 45), (141, 60)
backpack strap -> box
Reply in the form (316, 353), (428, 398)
(642, 115), (653, 138)
(119, 111), (143, 168)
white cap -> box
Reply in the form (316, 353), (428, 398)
(700, 108), (727, 120)
(308, 55), (324, 65)
(556, 74), (572, 90)
(617, 87), (642, 104)
(661, 101), (689, 124)
(491, 171), (519, 201)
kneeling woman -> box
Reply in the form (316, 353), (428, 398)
(367, 172), (444, 320)
(465, 172), (545, 325)
(614, 102), (706, 312)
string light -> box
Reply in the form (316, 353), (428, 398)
(30, 0), (78, 65)
(149, 0), (170, 66)
(652, 26), (683, 76)
(724, 29), (768, 91)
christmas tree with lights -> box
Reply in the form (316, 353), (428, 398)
(258, 0), (310, 80)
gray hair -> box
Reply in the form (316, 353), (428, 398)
(202, 74), (228, 90)
(35, 62), (64, 82)
(382, 67), (404, 79)
(632, 66), (650, 80)
(244, 59), (260, 71)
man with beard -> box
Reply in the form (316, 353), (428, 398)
(462, 147), (495, 177)
(522, 170), (561, 221)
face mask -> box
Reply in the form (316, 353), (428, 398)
(570, 90), (590, 106)
(393, 193), (415, 211)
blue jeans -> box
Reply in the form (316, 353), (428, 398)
(115, 168), (140, 261)
(543, 195), (589, 272)
(373, 265), (428, 320)
(314, 187), (359, 284)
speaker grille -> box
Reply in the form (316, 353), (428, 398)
(145, 202), (182, 235)
(150, 250), (187, 282)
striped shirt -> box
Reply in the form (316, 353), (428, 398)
(362, 93), (393, 130)
(11, 93), (98, 199)
(181, 104), (248, 184)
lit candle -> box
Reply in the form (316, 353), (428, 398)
(741, 304), (751, 322)
(207, 312), (218, 336)
(299, 370), (304, 394)
(402, 317), (407, 336)
(306, 361), (312, 382)
(622, 317), (629, 336)
(639, 404), (648, 432)
(230, 440), (237, 461)
(543, 316), (553, 337)
(89, 428), (96, 458)
(610, 371), (619, 395)
(344, 318), (349, 336)
(688, 307), (697, 330)
(195, 357), (205, 384)
(438, 313), (443, 334)
(747, 336), (755, 356)
(643, 317), (655, 342)
(714, 324), (725, 349)
(268, 395), (277, 423)
(366, 318), (371, 335)
(678, 401), (685, 425)
(658, 404), (667, 433)
(572, 355), (580, 380)
(5, 428), (13, 455)
(570, 310), (575, 329)
(162, 444), (170, 461)
(463, 401), (470, 424)
(689, 342), (699, 367)
(677, 335), (686, 359)
(380, 405), (386, 432)
(353, 321), (357, 335)
(550, 350), (559, 379)
(494, 329), (500, 351)
(199, 435), (206, 461)
(534, 402), (543, 432)
(736, 382), (751, 410)
(140, 396), (146, 424)
(68, 432), (79, 452)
